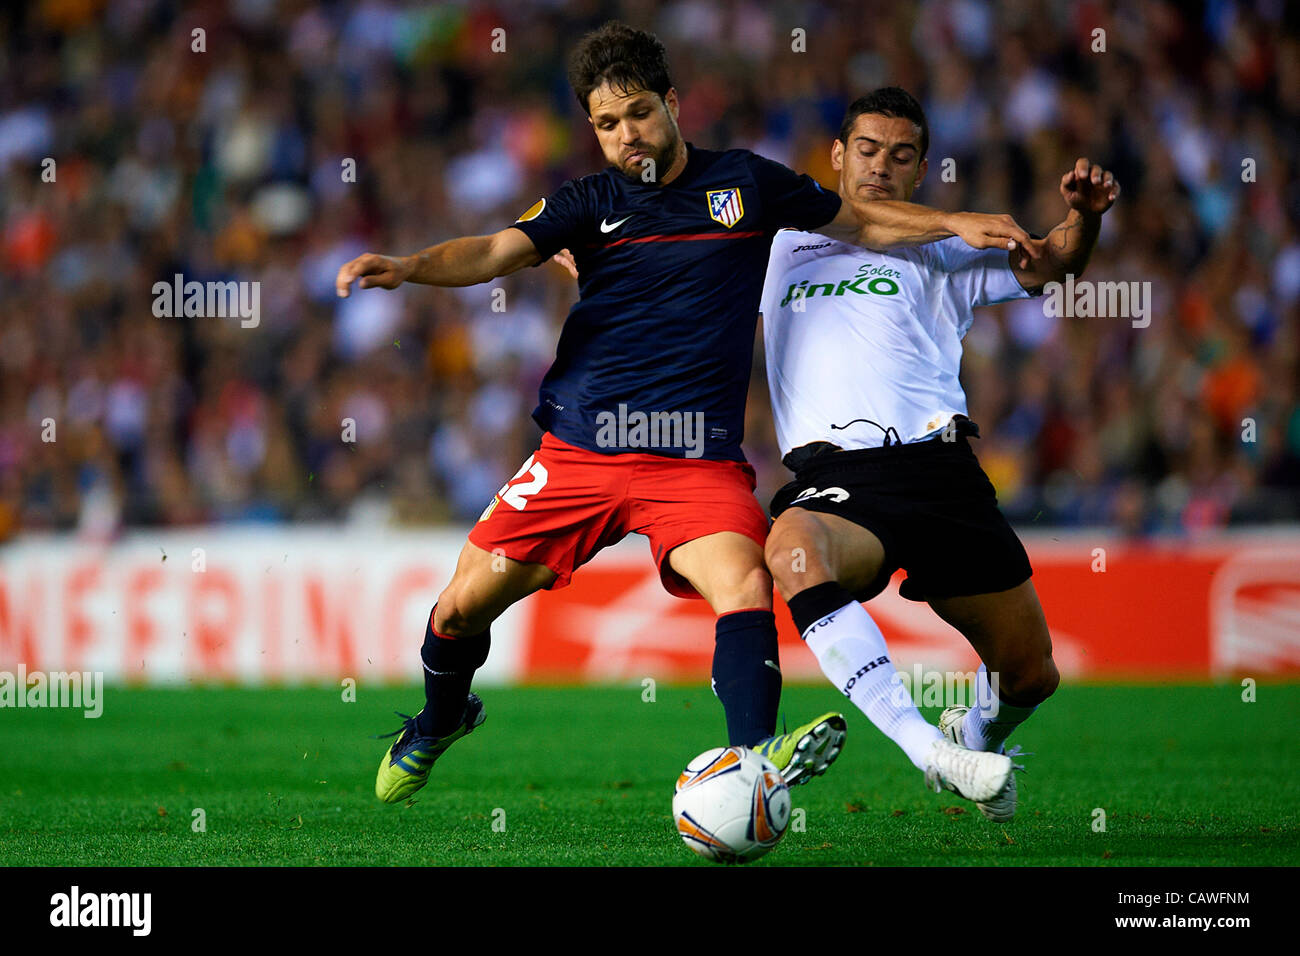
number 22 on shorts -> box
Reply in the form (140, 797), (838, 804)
(480, 454), (550, 520)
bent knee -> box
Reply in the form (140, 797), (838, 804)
(433, 585), (490, 637)
(764, 515), (830, 597)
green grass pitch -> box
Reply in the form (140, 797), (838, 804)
(2, 683), (1297, 866)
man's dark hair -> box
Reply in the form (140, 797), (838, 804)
(837, 87), (929, 160)
(567, 21), (673, 115)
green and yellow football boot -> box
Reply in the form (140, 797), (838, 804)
(374, 694), (486, 803)
(750, 712), (847, 786)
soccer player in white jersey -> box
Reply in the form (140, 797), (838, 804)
(758, 88), (1119, 820)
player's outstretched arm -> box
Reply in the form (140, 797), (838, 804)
(817, 199), (1041, 259)
(335, 227), (544, 297)
(1011, 157), (1119, 294)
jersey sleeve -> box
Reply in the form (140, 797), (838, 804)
(510, 179), (591, 263)
(749, 154), (843, 234)
(930, 236), (1035, 307)
(759, 230), (798, 319)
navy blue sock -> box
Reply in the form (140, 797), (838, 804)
(416, 606), (490, 737)
(711, 609), (782, 746)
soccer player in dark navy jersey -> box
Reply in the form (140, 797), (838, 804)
(517, 142), (846, 463)
(336, 21), (1037, 805)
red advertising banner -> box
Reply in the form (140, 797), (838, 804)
(0, 531), (1296, 683)
(522, 536), (1300, 682)
(0, 531), (524, 685)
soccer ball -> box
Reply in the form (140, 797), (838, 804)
(672, 746), (791, 864)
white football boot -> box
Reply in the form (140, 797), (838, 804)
(924, 736), (1014, 811)
(937, 706), (1018, 823)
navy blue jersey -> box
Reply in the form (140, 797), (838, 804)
(512, 143), (842, 462)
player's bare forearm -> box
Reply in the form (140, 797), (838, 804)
(335, 228), (542, 297)
(818, 200), (1039, 258)
(404, 236), (501, 287)
(1013, 158), (1118, 294)
(1016, 209), (1102, 293)
(816, 198), (953, 248)
(846, 200), (954, 248)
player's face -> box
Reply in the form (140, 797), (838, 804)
(586, 82), (683, 184)
(832, 113), (927, 203)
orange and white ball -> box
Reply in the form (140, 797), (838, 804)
(672, 746), (791, 864)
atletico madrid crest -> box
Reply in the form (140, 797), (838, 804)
(707, 188), (744, 228)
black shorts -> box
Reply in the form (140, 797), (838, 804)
(770, 433), (1033, 603)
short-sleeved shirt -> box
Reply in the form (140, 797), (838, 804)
(759, 230), (1034, 458)
(512, 143), (841, 461)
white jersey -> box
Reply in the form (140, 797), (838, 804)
(759, 230), (1032, 459)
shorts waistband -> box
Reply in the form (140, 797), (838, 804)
(782, 416), (980, 472)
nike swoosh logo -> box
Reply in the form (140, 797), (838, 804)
(600, 216), (632, 233)
(764, 660), (781, 673)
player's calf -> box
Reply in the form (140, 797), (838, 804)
(997, 653), (1060, 707)
(418, 606), (491, 737)
(406, 544), (553, 741)
(671, 533), (786, 747)
(929, 582), (1058, 754)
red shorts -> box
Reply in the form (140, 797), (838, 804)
(467, 432), (769, 598)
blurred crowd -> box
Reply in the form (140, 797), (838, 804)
(1, 0), (1297, 542)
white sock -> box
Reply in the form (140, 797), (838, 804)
(961, 663), (1037, 753)
(801, 599), (941, 770)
